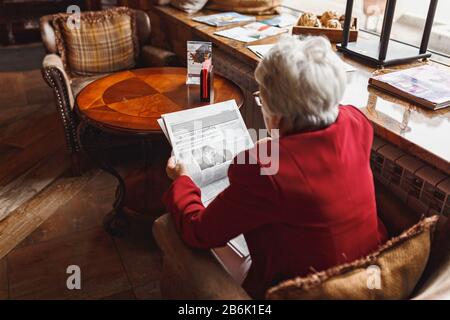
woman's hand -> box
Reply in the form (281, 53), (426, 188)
(166, 156), (189, 181)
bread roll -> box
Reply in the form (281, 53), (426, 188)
(298, 12), (321, 27)
(320, 10), (339, 26)
(325, 19), (341, 29)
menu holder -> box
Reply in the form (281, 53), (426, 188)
(187, 41), (212, 85)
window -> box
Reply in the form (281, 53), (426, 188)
(282, 0), (450, 64)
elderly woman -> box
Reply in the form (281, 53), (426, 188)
(163, 36), (388, 299)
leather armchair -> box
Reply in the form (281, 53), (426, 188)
(40, 9), (179, 175)
(152, 182), (450, 300)
(153, 212), (251, 300)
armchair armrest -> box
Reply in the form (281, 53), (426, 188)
(42, 54), (74, 109)
(140, 45), (180, 67)
(41, 54), (80, 156)
(153, 214), (251, 300)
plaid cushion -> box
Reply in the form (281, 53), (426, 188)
(53, 7), (139, 76)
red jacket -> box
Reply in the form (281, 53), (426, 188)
(163, 105), (388, 299)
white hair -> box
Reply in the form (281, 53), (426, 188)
(255, 35), (347, 132)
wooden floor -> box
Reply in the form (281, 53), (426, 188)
(0, 45), (167, 300)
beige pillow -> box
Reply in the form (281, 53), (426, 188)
(206, 0), (282, 15)
(171, 0), (209, 13)
(266, 215), (439, 300)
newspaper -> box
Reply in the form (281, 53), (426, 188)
(159, 100), (253, 257)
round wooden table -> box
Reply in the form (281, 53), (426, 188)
(76, 67), (244, 132)
(75, 67), (244, 235)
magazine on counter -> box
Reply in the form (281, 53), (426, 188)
(214, 22), (288, 43)
(369, 65), (450, 110)
(158, 100), (253, 258)
(260, 14), (298, 27)
(187, 41), (212, 85)
(192, 12), (256, 27)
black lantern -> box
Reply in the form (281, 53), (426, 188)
(337, 0), (438, 67)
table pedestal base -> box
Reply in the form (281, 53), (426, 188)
(78, 122), (139, 236)
(103, 207), (130, 237)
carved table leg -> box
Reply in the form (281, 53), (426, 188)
(78, 122), (129, 236)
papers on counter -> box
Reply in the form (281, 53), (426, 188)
(260, 14), (298, 28)
(247, 44), (357, 73)
(192, 12), (256, 27)
(247, 44), (275, 59)
(214, 22), (288, 43)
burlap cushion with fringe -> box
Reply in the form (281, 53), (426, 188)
(266, 215), (439, 300)
(52, 7), (139, 76)
(206, 0), (282, 15)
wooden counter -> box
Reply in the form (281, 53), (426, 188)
(148, 5), (449, 174)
